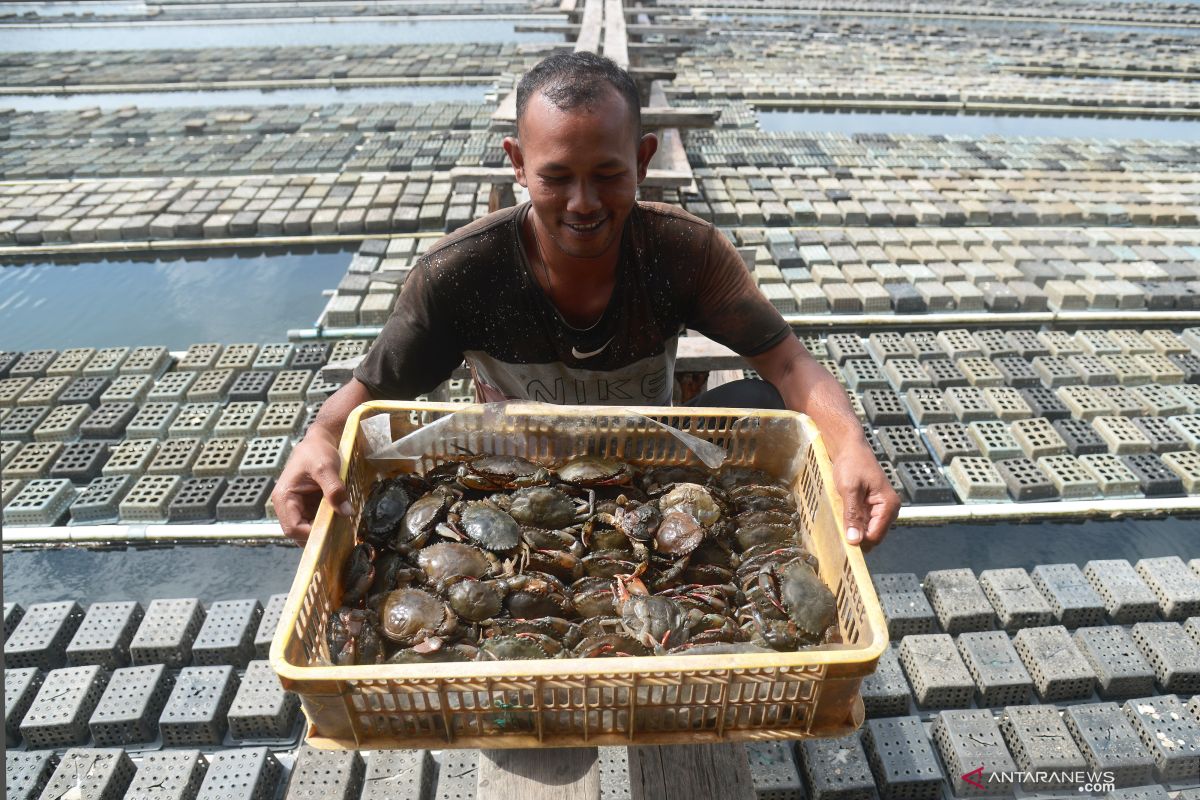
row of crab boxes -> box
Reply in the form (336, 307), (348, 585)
(318, 238), (427, 327)
(4, 597), (304, 752)
(728, 227), (1200, 314)
(0, 341), (365, 525)
(0, 172), (494, 246)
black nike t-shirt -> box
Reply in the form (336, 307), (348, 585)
(354, 201), (791, 405)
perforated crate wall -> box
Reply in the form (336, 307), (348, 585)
(283, 745), (364, 800)
(931, 710), (1017, 797)
(130, 598), (205, 668)
(257, 401), (304, 437)
(69, 474), (132, 524)
(1122, 694), (1200, 782)
(89, 664), (173, 747)
(862, 716), (945, 800)
(124, 750), (208, 800)
(253, 343), (294, 371)
(228, 660), (300, 741)
(5, 667), (43, 746)
(1078, 454), (1142, 497)
(100, 373), (153, 405)
(4, 477), (76, 525)
(859, 646), (912, 719)
(745, 741), (804, 800)
(214, 402), (266, 438)
(1064, 703), (1156, 788)
(159, 665), (240, 747)
(1073, 626), (1156, 699)
(101, 437), (158, 478)
(215, 343), (259, 371)
(49, 440), (110, 484)
(1013, 625), (1096, 701)
(192, 437), (246, 478)
(48, 347), (95, 377)
(168, 402), (222, 438)
(3, 600), (83, 670)
(66, 601), (143, 669)
(216, 476), (275, 522)
(40, 749), (136, 800)
(998, 705), (1088, 791)
(119, 474), (182, 522)
(898, 633), (974, 709)
(946, 457), (1006, 502)
(192, 599), (262, 668)
(179, 343), (222, 371)
(5, 750), (58, 800)
(267, 370), (312, 403)
(60, 375), (110, 407)
(227, 372), (273, 403)
(871, 573), (937, 638)
(195, 747), (281, 800)
(19, 664), (109, 749)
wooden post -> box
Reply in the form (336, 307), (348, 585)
(488, 183), (516, 213)
(477, 748), (600, 800)
(627, 744), (755, 800)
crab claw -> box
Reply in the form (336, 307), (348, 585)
(412, 636), (444, 654)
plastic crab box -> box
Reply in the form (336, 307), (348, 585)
(271, 401), (888, 750)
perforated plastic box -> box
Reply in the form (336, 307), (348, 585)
(39, 749), (135, 800)
(195, 747), (281, 800)
(192, 599), (262, 668)
(159, 665), (239, 747)
(4, 600), (84, 670)
(130, 598), (205, 668)
(19, 664), (109, 749)
(66, 601), (143, 669)
(123, 750), (208, 800)
(88, 663), (173, 747)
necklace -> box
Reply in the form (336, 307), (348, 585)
(528, 217), (558, 307)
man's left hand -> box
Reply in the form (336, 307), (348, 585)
(830, 442), (901, 551)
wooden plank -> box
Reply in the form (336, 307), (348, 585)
(451, 165), (692, 188)
(491, 88), (518, 128)
(603, 0), (629, 69)
(558, 0), (578, 12)
(627, 744), (755, 800)
(640, 107), (719, 129)
(575, 0), (604, 53)
(477, 748), (600, 800)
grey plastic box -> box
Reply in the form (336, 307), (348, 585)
(1135, 556), (1200, 620)
(65, 601), (143, 669)
(999, 705), (1088, 792)
(88, 663), (173, 746)
(4, 600), (84, 670)
(119, 474), (182, 522)
(38, 749), (135, 800)
(956, 630), (1033, 707)
(1122, 694), (1200, 782)
(5, 666), (43, 747)
(3, 477), (76, 525)
(195, 747), (282, 800)
(979, 568), (1054, 632)
(1131, 621), (1200, 693)
(1013, 625), (1096, 702)
(923, 568), (997, 633)
(872, 572), (938, 638)
(282, 745), (364, 800)
(69, 474), (132, 524)
(19, 664), (109, 749)
(124, 750), (208, 800)
(797, 734), (875, 800)
(931, 710), (1017, 797)
(898, 633), (975, 709)
(253, 593), (288, 659)
(192, 599), (262, 668)
(227, 660), (300, 741)
(159, 665), (240, 747)
(858, 645), (911, 719)
(1084, 560), (1159, 623)
(1063, 703), (1156, 788)
(6, 750), (58, 800)
(1030, 563), (1106, 628)
(862, 716), (945, 800)
(359, 750), (436, 800)
(1073, 626), (1156, 699)
(130, 598), (206, 668)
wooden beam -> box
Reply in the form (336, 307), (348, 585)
(628, 744), (755, 800)
(452, 164), (692, 189)
(558, 0), (577, 12)
(477, 749), (600, 800)
(641, 107), (720, 128)
(491, 88), (517, 130)
(575, 0), (603, 53)
(603, 0), (629, 69)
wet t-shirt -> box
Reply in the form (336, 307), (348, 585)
(354, 201), (791, 405)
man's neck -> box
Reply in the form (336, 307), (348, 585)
(526, 211), (621, 283)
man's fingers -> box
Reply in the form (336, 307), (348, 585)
(275, 491), (313, 546)
(312, 461), (352, 517)
(840, 480), (867, 545)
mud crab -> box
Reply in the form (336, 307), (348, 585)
(454, 453), (550, 491)
(380, 588), (459, 652)
(328, 606), (384, 665)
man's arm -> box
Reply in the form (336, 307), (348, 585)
(271, 377), (374, 545)
(747, 336), (901, 549)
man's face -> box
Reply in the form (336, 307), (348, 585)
(504, 86), (657, 261)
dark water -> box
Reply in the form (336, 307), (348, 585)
(0, 246), (352, 351)
(5, 84), (491, 111)
(3, 17), (563, 51)
(757, 109), (1200, 141)
(2, 543), (303, 607)
(867, 516), (1200, 575)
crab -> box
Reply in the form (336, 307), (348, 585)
(327, 606), (384, 666)
(440, 575), (506, 622)
(734, 522), (797, 551)
(360, 476), (422, 548)
(612, 567), (693, 653)
(439, 500), (522, 555)
(712, 466), (786, 493)
(741, 556), (836, 645)
(573, 633), (652, 658)
(658, 483), (725, 528)
(525, 548), (583, 583)
(341, 542), (376, 606)
(395, 485), (458, 555)
(416, 541), (499, 585)
(497, 571), (573, 619)
(571, 576), (618, 618)
(454, 454), (550, 491)
(380, 588), (459, 651)
(388, 643), (479, 664)
(507, 486), (589, 530)
(554, 455), (636, 488)
(639, 465), (711, 496)
(732, 485), (797, 514)
(483, 617), (582, 650)
(477, 633), (557, 660)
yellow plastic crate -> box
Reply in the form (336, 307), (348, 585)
(271, 401), (888, 750)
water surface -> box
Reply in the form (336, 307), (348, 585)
(3, 84), (491, 111)
(0, 246), (352, 351)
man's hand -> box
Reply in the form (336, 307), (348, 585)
(830, 442), (901, 552)
(271, 429), (353, 546)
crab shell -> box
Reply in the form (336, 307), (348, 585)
(654, 509), (705, 557)
(417, 541), (495, 585)
(380, 588), (458, 646)
(779, 561), (837, 641)
(507, 486), (582, 530)
(554, 456), (635, 487)
(477, 633), (553, 660)
(361, 478), (413, 546)
(658, 483), (724, 528)
(442, 576), (505, 622)
(456, 454), (550, 491)
(457, 502), (522, 552)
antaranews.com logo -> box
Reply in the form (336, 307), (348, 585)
(962, 766), (1116, 794)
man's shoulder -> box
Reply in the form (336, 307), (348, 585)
(421, 204), (522, 267)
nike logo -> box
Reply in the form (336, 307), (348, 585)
(571, 337), (613, 360)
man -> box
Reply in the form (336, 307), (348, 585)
(273, 52), (900, 548)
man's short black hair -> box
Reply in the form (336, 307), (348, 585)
(515, 51), (641, 138)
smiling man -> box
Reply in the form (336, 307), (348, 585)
(273, 52), (900, 549)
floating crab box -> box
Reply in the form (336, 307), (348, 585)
(271, 401), (888, 750)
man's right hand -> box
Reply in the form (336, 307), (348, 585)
(272, 430), (354, 545)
